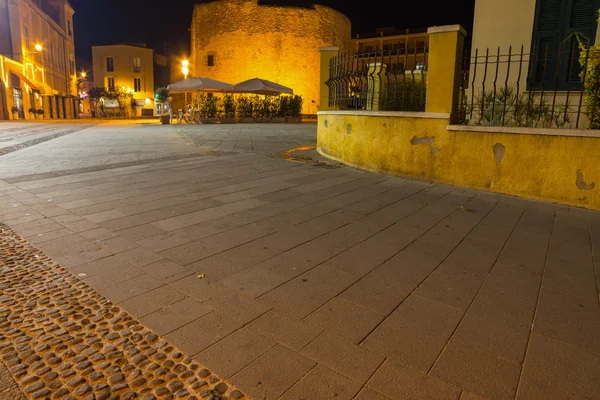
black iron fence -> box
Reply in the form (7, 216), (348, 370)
(326, 45), (429, 112)
(458, 39), (600, 129)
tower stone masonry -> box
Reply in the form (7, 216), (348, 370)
(190, 0), (351, 114)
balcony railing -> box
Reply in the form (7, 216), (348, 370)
(326, 47), (429, 112)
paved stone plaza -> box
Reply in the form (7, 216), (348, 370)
(0, 121), (599, 400)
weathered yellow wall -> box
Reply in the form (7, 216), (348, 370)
(318, 112), (600, 210)
(190, 0), (351, 115)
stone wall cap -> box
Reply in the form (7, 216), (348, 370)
(318, 110), (450, 119)
(427, 25), (467, 36)
(320, 46), (340, 52)
(447, 124), (600, 138)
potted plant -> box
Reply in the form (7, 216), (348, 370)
(28, 107), (37, 119)
(236, 95), (254, 123)
(271, 96), (287, 123)
(221, 94), (235, 124)
(287, 95), (303, 123)
(36, 109), (44, 119)
(255, 96), (272, 123)
(155, 87), (171, 124)
(201, 95), (219, 124)
(11, 106), (19, 119)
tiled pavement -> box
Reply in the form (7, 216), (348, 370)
(0, 121), (599, 400)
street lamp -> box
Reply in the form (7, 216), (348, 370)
(30, 44), (43, 54)
(81, 71), (86, 79)
(182, 60), (189, 103)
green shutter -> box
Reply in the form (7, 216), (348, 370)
(531, 0), (600, 90)
(566, 0), (599, 83)
(531, 0), (564, 88)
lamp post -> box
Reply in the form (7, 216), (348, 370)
(182, 60), (189, 104)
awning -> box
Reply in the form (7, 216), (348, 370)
(233, 78), (293, 95)
(10, 71), (39, 91)
(168, 77), (234, 93)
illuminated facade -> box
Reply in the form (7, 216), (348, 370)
(190, 0), (351, 114)
(92, 44), (157, 116)
(0, 0), (77, 120)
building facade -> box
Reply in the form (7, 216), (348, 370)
(0, 0), (77, 120)
(92, 44), (161, 116)
(189, 0), (351, 114)
(467, 0), (600, 128)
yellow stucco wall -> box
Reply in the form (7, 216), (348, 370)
(190, 0), (351, 115)
(318, 112), (600, 210)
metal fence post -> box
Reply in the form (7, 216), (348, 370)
(366, 62), (387, 111)
(319, 46), (339, 112)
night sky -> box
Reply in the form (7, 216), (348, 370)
(71, 0), (476, 68)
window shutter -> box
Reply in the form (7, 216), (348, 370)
(566, 0), (599, 83)
(531, 0), (563, 88)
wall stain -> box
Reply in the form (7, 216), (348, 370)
(430, 147), (441, 155)
(410, 136), (435, 145)
(324, 119), (328, 128)
(576, 170), (596, 191)
(347, 124), (352, 134)
(493, 143), (505, 164)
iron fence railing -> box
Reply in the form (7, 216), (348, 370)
(458, 39), (600, 129)
(326, 46), (429, 112)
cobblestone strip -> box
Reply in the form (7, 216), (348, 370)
(0, 223), (246, 400)
(0, 125), (97, 156)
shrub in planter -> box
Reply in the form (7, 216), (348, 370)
(270, 96), (287, 123)
(236, 95), (254, 123)
(11, 106), (19, 115)
(28, 108), (36, 118)
(287, 95), (303, 123)
(36, 109), (44, 119)
(255, 96), (274, 122)
(221, 94), (235, 123)
(201, 95), (220, 124)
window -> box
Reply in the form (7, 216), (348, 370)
(106, 57), (114, 72)
(68, 20), (72, 37)
(133, 77), (141, 92)
(133, 57), (141, 73)
(24, 25), (31, 50)
(107, 77), (115, 90)
(531, 0), (600, 90)
(207, 54), (215, 67)
(69, 60), (74, 75)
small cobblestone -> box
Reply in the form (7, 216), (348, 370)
(0, 225), (247, 400)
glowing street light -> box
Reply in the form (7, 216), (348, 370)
(34, 44), (43, 52)
(182, 60), (190, 103)
(81, 71), (86, 78)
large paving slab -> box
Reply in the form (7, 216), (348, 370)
(0, 121), (599, 400)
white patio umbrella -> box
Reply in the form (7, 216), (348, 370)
(168, 77), (234, 93)
(233, 78), (294, 95)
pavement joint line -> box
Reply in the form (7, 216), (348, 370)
(422, 200), (528, 374)
(187, 178), (414, 277)
(1, 153), (218, 184)
(0, 222), (247, 399)
(0, 124), (99, 157)
(514, 208), (557, 398)
(360, 196), (501, 345)
(252, 185), (451, 302)
(586, 216), (600, 308)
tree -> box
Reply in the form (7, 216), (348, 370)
(155, 87), (170, 103)
(104, 87), (133, 111)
